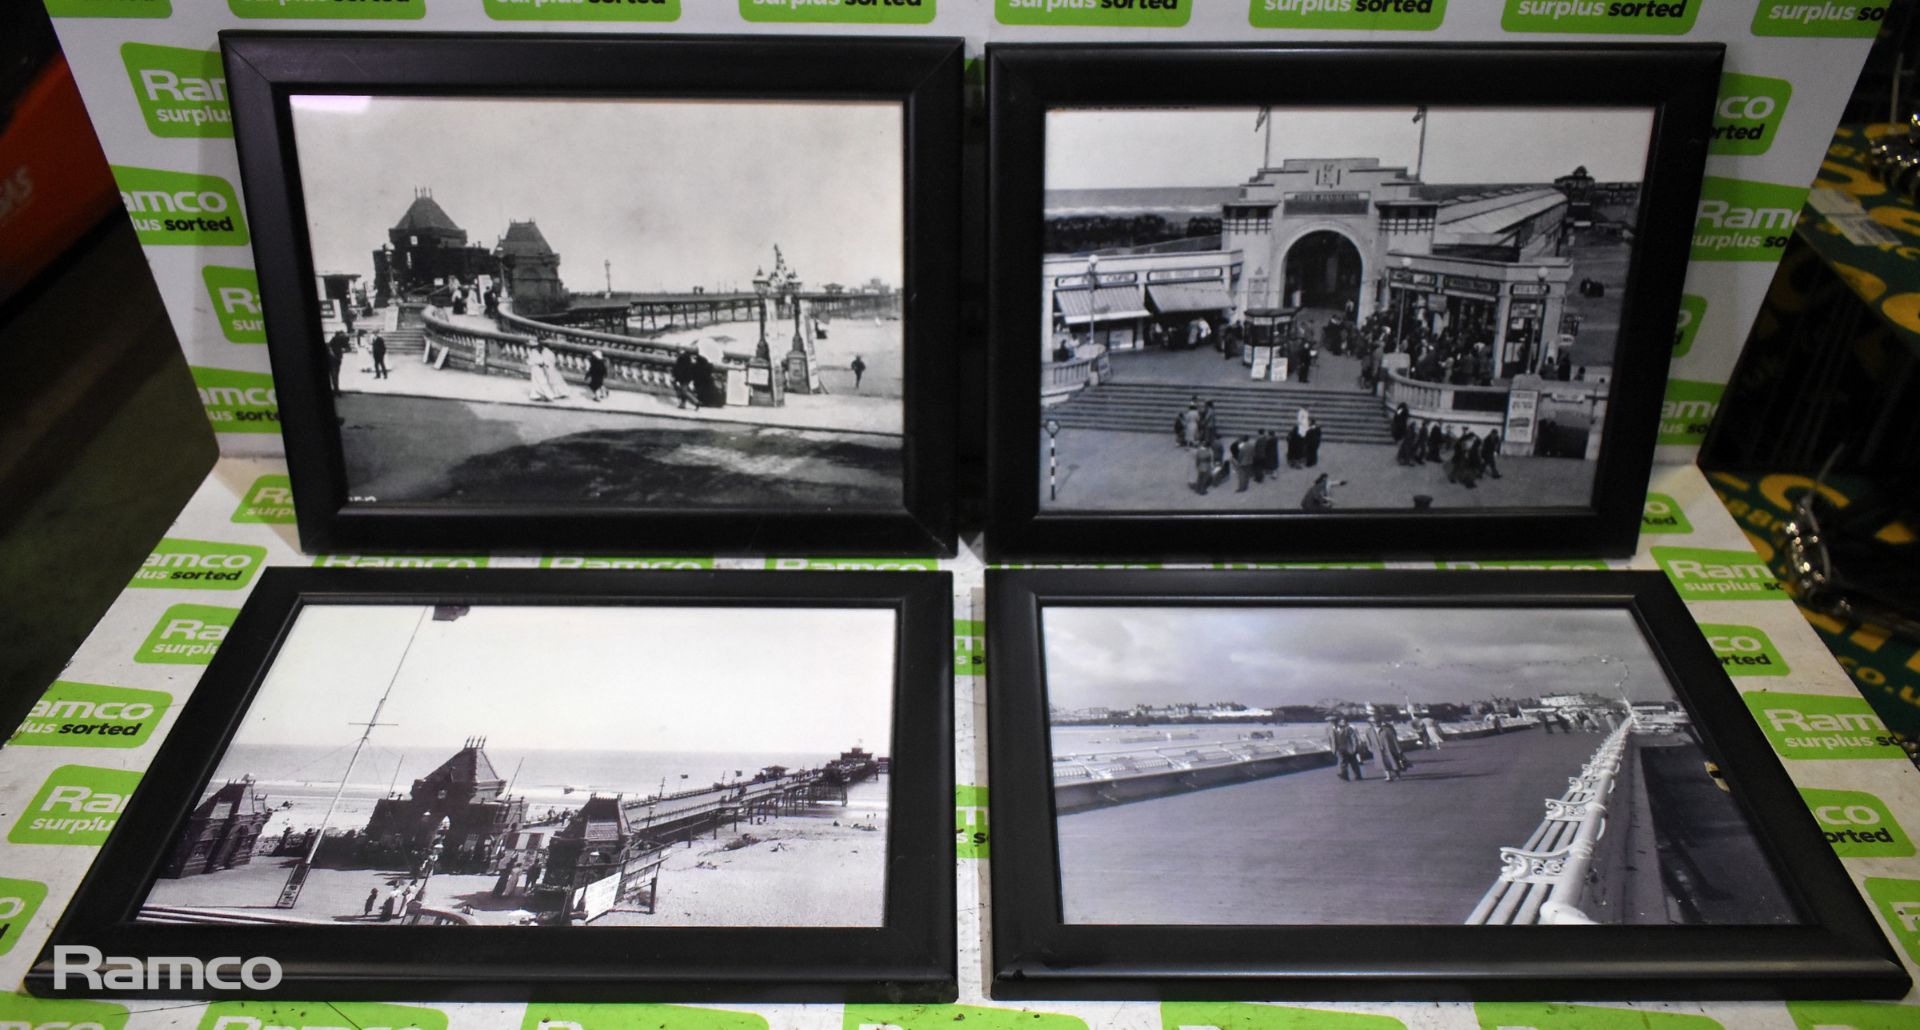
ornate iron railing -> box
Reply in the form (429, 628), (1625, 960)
(1466, 721), (1632, 925)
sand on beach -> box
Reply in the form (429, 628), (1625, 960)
(590, 777), (890, 928)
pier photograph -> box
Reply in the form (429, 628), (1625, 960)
(288, 94), (906, 510)
(1036, 105), (1652, 513)
(1041, 605), (1801, 927)
(140, 602), (895, 928)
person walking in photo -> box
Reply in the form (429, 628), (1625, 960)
(370, 332), (389, 380)
(1300, 409), (1323, 468)
(363, 887), (378, 918)
(1368, 714), (1406, 782)
(1176, 401), (1199, 448)
(1418, 714), (1444, 750)
(1197, 400), (1219, 447)
(850, 354), (867, 391)
(1258, 428), (1281, 482)
(1481, 429), (1504, 480)
(1425, 422), (1445, 464)
(1327, 715), (1364, 782)
(1449, 429), (1482, 488)
(586, 349), (608, 402)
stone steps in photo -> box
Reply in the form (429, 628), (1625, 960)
(1049, 382), (1395, 445)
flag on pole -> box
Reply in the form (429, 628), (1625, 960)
(1255, 106), (1270, 130)
(1412, 106), (1427, 123)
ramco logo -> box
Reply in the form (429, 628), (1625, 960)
(740, 0), (935, 24)
(112, 167), (248, 246)
(43, 0), (171, 15)
(1696, 623), (1789, 677)
(1712, 73), (1791, 156)
(765, 557), (937, 571)
(229, 0), (427, 18)
(192, 368), (279, 433)
(315, 555), (489, 568)
(138, 604), (237, 664)
(202, 1003), (445, 1030)
(0, 878), (49, 957)
(1744, 692), (1905, 761)
(233, 476), (294, 524)
(54, 948), (281, 992)
(11, 682), (168, 748)
(540, 556), (713, 569)
(1753, 0), (1887, 36)
(1652, 545), (1783, 599)
(1657, 379), (1723, 445)
(1674, 294), (1706, 357)
(1250, 0), (1444, 30)
(844, 1006), (1087, 1030)
(1803, 788), (1914, 857)
(483, 0), (681, 21)
(121, 43), (230, 138)
(1691, 177), (1808, 261)
(8, 766), (143, 845)
(204, 267), (266, 344)
(130, 539), (267, 591)
(0, 995), (128, 1030)
(1501, 0), (1698, 34)
(524, 1006), (755, 1030)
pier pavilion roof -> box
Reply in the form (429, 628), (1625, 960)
(496, 220), (556, 259)
(392, 193), (464, 236)
(416, 738), (506, 794)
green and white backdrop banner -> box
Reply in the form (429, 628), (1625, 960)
(23, 2), (1915, 1027)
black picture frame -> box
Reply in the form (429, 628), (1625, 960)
(985, 44), (1721, 562)
(28, 568), (955, 1002)
(222, 32), (960, 557)
(985, 567), (1909, 1001)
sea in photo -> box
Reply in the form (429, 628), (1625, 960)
(140, 603), (896, 929)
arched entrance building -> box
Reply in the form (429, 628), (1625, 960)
(1279, 227), (1364, 315)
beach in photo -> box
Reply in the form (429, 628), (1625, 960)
(141, 603), (896, 928)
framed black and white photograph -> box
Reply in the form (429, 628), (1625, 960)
(222, 32), (959, 556)
(30, 568), (954, 1001)
(987, 45), (1720, 561)
(985, 568), (1909, 1000)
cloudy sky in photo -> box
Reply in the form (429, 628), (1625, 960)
(228, 604), (896, 754)
(1042, 605), (1674, 712)
(291, 95), (903, 292)
(1046, 106), (1654, 190)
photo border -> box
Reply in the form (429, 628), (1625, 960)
(30, 568), (955, 1002)
(223, 32), (960, 557)
(985, 567), (1909, 1000)
(985, 44), (1721, 562)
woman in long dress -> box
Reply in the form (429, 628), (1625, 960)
(527, 344), (570, 402)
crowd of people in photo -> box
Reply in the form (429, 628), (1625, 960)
(1174, 400), (1346, 510)
(1389, 402), (1504, 491)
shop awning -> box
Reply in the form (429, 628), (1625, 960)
(1147, 281), (1234, 315)
(1055, 285), (1148, 325)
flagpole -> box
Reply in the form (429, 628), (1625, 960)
(1415, 107), (1428, 180)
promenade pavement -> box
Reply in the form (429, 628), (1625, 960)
(1056, 727), (1608, 925)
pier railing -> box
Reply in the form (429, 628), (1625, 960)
(1466, 721), (1632, 925)
(1041, 343), (1112, 403)
(1381, 368), (1510, 439)
(420, 309), (743, 405)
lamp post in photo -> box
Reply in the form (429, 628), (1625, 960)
(749, 266), (785, 407)
(1045, 418), (1062, 501)
(1394, 255), (1413, 353)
